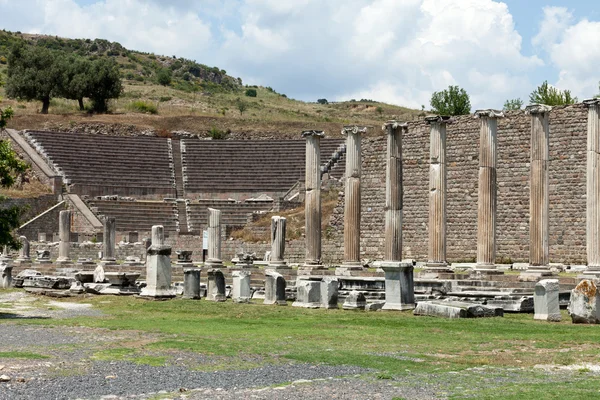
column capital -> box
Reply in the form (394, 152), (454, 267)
(341, 125), (368, 136)
(525, 104), (552, 114)
(301, 130), (325, 138)
(425, 115), (453, 124)
(584, 98), (600, 107)
(474, 109), (504, 118)
(382, 120), (408, 131)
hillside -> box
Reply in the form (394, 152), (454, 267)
(0, 30), (423, 137)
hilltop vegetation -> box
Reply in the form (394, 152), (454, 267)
(0, 30), (422, 135)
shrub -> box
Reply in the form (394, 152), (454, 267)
(127, 100), (157, 114)
(159, 96), (171, 102)
(317, 98), (328, 104)
(207, 126), (229, 140)
(0, 56), (6, 64)
(245, 88), (257, 97)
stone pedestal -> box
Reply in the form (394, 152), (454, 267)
(292, 280), (321, 308)
(176, 250), (195, 268)
(303, 130), (325, 270)
(341, 126), (367, 271)
(206, 268), (226, 302)
(101, 216), (118, 266)
(523, 105), (554, 279)
(140, 225), (175, 298)
(534, 279), (561, 321)
(320, 277), (339, 309)
(568, 279), (600, 324)
(35, 250), (52, 265)
(264, 270), (287, 305)
(183, 268), (201, 300)
(381, 262), (415, 311)
(205, 208), (224, 268)
(342, 290), (366, 310)
(0, 262), (12, 288)
(232, 270), (252, 303)
(474, 110), (504, 274)
(15, 236), (31, 265)
(268, 216), (289, 269)
(423, 116), (453, 275)
(585, 99), (600, 276)
(56, 210), (72, 265)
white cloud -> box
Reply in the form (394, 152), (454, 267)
(534, 7), (600, 99)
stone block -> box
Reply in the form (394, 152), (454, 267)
(568, 279), (600, 324)
(365, 302), (385, 311)
(293, 280), (321, 308)
(232, 270), (252, 303)
(183, 268), (201, 300)
(206, 268), (226, 302)
(534, 279), (561, 321)
(413, 301), (504, 318)
(342, 290), (366, 310)
(0, 263), (12, 289)
(320, 277), (339, 309)
(381, 262), (415, 311)
(264, 270), (286, 306)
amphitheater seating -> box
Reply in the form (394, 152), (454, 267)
(26, 131), (175, 197)
(187, 199), (275, 233)
(182, 139), (345, 193)
(87, 199), (179, 233)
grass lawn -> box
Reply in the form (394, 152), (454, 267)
(4, 295), (600, 399)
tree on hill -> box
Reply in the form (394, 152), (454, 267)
(59, 55), (91, 111)
(503, 98), (524, 111)
(86, 57), (122, 113)
(529, 81), (577, 106)
(5, 44), (63, 114)
(430, 85), (471, 116)
(156, 68), (172, 86)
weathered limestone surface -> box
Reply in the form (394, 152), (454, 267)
(293, 280), (321, 308)
(16, 236), (31, 264)
(383, 121), (406, 262)
(232, 270), (251, 303)
(206, 268), (226, 302)
(56, 210), (72, 264)
(101, 216), (117, 265)
(183, 268), (201, 300)
(321, 277), (339, 309)
(205, 208), (223, 268)
(475, 110), (504, 270)
(381, 262), (415, 311)
(586, 99), (600, 272)
(303, 130), (325, 269)
(526, 104), (552, 273)
(568, 279), (600, 323)
(342, 126), (367, 269)
(140, 225), (175, 298)
(414, 301), (504, 318)
(342, 290), (366, 310)
(0, 262), (12, 288)
(93, 264), (105, 283)
(268, 216), (289, 269)
(264, 270), (287, 305)
(534, 279), (561, 321)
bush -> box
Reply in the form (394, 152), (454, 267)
(0, 56), (6, 65)
(317, 98), (328, 104)
(159, 96), (171, 102)
(207, 126), (229, 140)
(245, 88), (257, 97)
(127, 100), (157, 114)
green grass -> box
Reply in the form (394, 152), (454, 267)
(0, 351), (49, 359)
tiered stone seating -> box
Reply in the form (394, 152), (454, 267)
(26, 131), (175, 197)
(187, 199), (274, 232)
(182, 139), (345, 193)
(87, 199), (179, 233)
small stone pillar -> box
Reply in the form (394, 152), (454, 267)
(474, 110), (504, 273)
(232, 270), (252, 303)
(534, 279), (561, 321)
(264, 270), (287, 305)
(293, 280), (321, 308)
(341, 125), (367, 270)
(303, 130), (325, 269)
(0, 262), (12, 288)
(56, 210), (72, 265)
(342, 290), (366, 310)
(268, 216), (289, 269)
(206, 268), (226, 301)
(101, 216), (118, 265)
(585, 98), (600, 275)
(523, 104), (553, 278)
(183, 268), (201, 300)
(320, 277), (339, 309)
(140, 225), (175, 298)
(15, 236), (31, 265)
(205, 208), (223, 268)
(423, 116), (452, 275)
(568, 279), (600, 324)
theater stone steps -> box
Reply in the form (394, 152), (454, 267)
(87, 199), (179, 233)
(187, 199), (275, 233)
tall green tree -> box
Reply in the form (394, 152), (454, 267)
(430, 85), (471, 116)
(503, 98), (524, 111)
(5, 45), (63, 114)
(59, 55), (91, 111)
(529, 81), (577, 106)
(86, 57), (122, 113)
(156, 68), (172, 86)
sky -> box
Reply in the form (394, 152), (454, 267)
(0, 0), (599, 110)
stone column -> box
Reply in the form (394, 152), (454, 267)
(380, 121), (414, 310)
(56, 210), (72, 265)
(182, 268), (201, 300)
(524, 104), (553, 277)
(101, 216), (117, 265)
(15, 236), (31, 264)
(341, 125), (367, 270)
(205, 208), (223, 268)
(585, 99), (600, 275)
(423, 116), (452, 274)
(268, 216), (289, 269)
(302, 130), (325, 269)
(474, 110), (504, 273)
(140, 225), (175, 298)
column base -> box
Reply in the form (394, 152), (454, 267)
(419, 262), (451, 278)
(204, 260), (224, 268)
(577, 268), (600, 280)
(470, 264), (504, 278)
(55, 259), (73, 266)
(139, 287), (176, 299)
(267, 261), (291, 270)
(519, 267), (554, 281)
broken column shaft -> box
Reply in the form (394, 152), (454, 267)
(303, 130), (325, 269)
(56, 210), (72, 264)
(205, 208), (223, 268)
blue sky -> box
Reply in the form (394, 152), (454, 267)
(1, 0), (599, 110)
